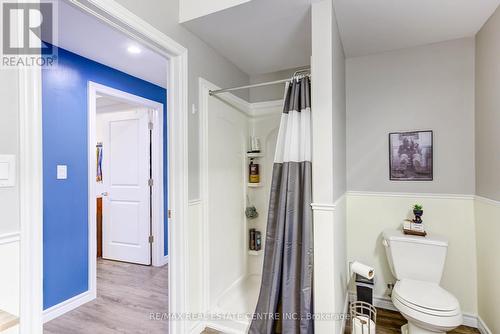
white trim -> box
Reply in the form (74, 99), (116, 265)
(340, 292), (349, 334)
(19, 65), (44, 334)
(475, 195), (500, 207)
(477, 316), (493, 334)
(311, 193), (346, 211)
(347, 191), (475, 201)
(462, 313), (478, 328)
(159, 255), (169, 267)
(20, 0), (189, 333)
(310, 203), (337, 211)
(199, 78), (211, 314)
(348, 292), (397, 312)
(189, 322), (206, 334)
(0, 232), (20, 245)
(42, 291), (94, 324)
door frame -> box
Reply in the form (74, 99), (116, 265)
(19, 1), (189, 333)
(88, 81), (165, 271)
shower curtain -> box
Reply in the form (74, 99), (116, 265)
(249, 76), (313, 334)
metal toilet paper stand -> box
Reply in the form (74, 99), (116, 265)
(349, 301), (376, 334)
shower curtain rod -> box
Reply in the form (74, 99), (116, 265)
(209, 68), (310, 96)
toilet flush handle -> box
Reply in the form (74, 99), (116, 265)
(382, 239), (389, 247)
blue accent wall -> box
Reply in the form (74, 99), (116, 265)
(42, 46), (168, 310)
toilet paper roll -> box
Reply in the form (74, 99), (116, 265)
(351, 261), (374, 280)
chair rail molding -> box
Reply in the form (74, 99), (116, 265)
(347, 191), (475, 201)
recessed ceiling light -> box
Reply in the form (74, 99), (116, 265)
(127, 45), (141, 54)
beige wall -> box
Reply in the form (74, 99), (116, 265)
(475, 5), (500, 333)
(347, 193), (478, 315)
(332, 4), (346, 202)
(474, 198), (500, 333)
(476, 6), (500, 202)
(346, 38), (475, 195)
(115, 0), (250, 200)
(345, 38), (480, 321)
(0, 239), (20, 334)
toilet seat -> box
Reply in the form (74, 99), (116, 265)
(393, 279), (460, 316)
(392, 279), (462, 332)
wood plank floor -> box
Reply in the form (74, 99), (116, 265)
(44, 259), (168, 334)
(344, 307), (480, 334)
(204, 307), (480, 334)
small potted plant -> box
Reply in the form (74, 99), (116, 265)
(413, 204), (423, 223)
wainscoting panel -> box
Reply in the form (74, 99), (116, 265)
(346, 192), (478, 315)
(0, 232), (20, 334)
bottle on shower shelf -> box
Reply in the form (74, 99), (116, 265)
(255, 231), (262, 251)
(249, 229), (256, 250)
(249, 159), (260, 183)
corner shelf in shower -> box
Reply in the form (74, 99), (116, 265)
(246, 152), (264, 159)
(248, 250), (261, 256)
(248, 182), (262, 188)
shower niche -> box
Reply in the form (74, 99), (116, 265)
(202, 93), (282, 333)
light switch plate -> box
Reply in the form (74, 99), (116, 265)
(0, 155), (16, 187)
(57, 165), (68, 180)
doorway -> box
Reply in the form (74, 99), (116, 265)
(89, 82), (166, 272)
(43, 82), (167, 333)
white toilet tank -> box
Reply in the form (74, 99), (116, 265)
(383, 229), (448, 283)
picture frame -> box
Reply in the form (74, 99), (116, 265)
(389, 130), (433, 181)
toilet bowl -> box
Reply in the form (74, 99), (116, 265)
(392, 279), (462, 333)
(382, 229), (462, 334)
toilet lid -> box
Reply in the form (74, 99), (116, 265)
(394, 279), (460, 313)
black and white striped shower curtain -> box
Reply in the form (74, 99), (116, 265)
(250, 76), (313, 334)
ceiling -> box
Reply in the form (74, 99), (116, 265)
(183, 0), (499, 75)
(183, 0), (320, 75)
(49, 1), (168, 88)
(335, 0), (500, 58)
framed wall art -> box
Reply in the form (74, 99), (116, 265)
(389, 130), (433, 181)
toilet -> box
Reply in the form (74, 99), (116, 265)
(382, 229), (462, 334)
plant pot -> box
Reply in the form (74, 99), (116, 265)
(413, 209), (423, 223)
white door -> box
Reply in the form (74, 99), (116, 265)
(101, 109), (151, 265)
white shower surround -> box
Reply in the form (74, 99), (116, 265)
(199, 78), (283, 333)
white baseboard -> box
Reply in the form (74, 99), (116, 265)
(189, 321), (205, 334)
(477, 316), (492, 334)
(462, 313), (478, 328)
(348, 292), (397, 312)
(348, 292), (480, 329)
(43, 290), (95, 323)
(158, 255), (169, 267)
(340, 293), (349, 334)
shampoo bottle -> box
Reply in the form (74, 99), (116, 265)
(249, 159), (260, 183)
